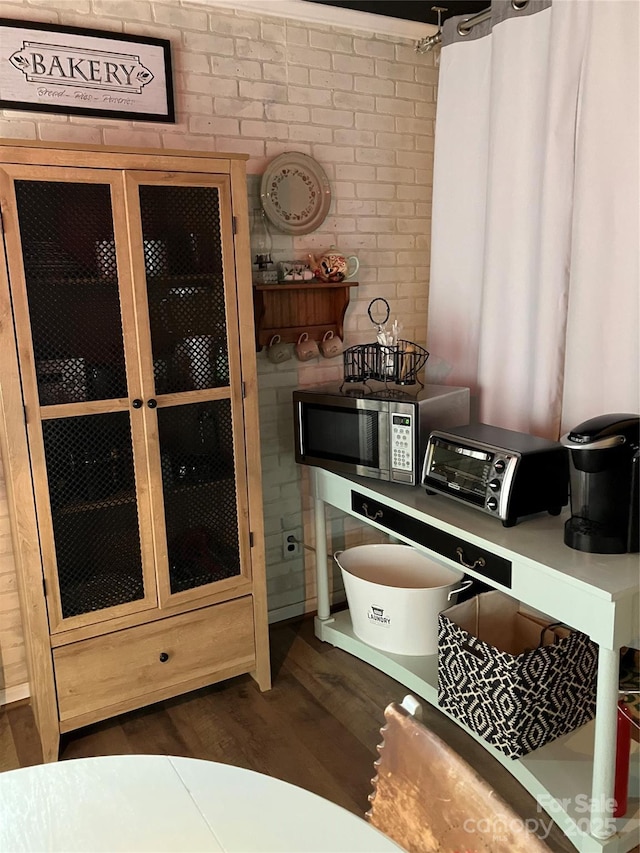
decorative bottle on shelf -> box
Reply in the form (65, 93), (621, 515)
(251, 209), (278, 284)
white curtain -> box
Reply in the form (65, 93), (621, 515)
(426, 0), (639, 440)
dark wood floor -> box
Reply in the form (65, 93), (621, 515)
(0, 616), (589, 852)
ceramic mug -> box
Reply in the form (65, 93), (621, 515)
(320, 331), (343, 359)
(295, 333), (319, 362)
(266, 335), (291, 364)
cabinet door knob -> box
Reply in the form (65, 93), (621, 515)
(147, 399), (157, 409)
(132, 399), (143, 409)
(159, 652), (169, 663)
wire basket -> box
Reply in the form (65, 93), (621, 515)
(343, 299), (429, 387)
(390, 340), (429, 385)
(343, 340), (429, 386)
(342, 343), (378, 383)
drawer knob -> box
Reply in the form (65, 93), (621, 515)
(159, 652), (169, 663)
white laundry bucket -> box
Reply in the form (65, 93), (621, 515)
(334, 544), (471, 656)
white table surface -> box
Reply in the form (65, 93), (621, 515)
(0, 755), (403, 852)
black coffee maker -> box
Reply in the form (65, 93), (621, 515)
(562, 414), (639, 553)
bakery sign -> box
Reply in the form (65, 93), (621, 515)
(0, 19), (174, 122)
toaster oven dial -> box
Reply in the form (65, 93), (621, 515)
(488, 478), (501, 492)
(494, 458), (506, 473)
(486, 496), (499, 512)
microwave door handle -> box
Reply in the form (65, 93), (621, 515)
(296, 402), (304, 454)
(378, 411), (390, 473)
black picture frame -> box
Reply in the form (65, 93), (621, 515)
(0, 18), (175, 123)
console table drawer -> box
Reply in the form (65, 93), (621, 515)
(351, 490), (512, 588)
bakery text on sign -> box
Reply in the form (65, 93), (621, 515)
(9, 42), (154, 93)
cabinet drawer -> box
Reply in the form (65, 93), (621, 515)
(54, 597), (255, 724)
(351, 491), (512, 588)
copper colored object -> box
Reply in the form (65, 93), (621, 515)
(367, 699), (552, 853)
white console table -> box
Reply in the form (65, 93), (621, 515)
(310, 467), (640, 853)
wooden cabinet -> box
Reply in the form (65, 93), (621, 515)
(253, 280), (358, 348)
(0, 141), (270, 761)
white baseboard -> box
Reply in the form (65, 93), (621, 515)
(268, 591), (346, 624)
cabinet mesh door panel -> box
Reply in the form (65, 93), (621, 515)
(14, 180), (128, 403)
(138, 184), (229, 395)
(42, 412), (144, 619)
(157, 400), (241, 593)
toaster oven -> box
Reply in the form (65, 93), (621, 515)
(422, 423), (569, 526)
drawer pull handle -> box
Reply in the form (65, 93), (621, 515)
(159, 652), (169, 663)
(132, 398), (143, 409)
(455, 547), (486, 571)
(362, 503), (383, 521)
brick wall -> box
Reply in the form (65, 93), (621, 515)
(0, 0), (436, 692)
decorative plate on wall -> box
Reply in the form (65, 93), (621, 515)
(260, 152), (331, 235)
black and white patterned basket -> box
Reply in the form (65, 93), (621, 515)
(438, 591), (598, 759)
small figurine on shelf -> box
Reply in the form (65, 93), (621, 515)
(279, 261), (314, 281)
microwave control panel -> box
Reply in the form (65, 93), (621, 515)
(391, 412), (414, 481)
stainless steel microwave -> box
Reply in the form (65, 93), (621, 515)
(293, 383), (470, 485)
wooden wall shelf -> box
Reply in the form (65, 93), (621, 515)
(252, 280), (358, 349)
